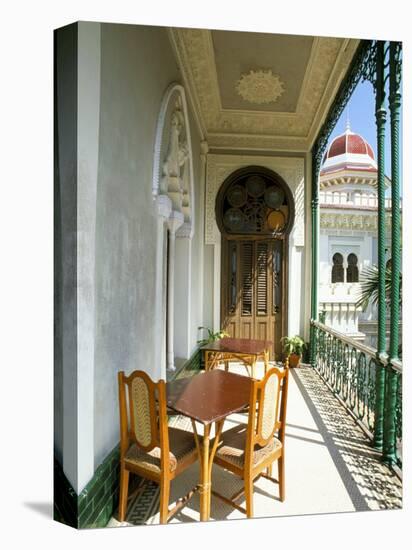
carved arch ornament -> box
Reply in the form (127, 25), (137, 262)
(206, 155), (305, 247)
(152, 83), (195, 238)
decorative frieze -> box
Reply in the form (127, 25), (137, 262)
(320, 211), (393, 231)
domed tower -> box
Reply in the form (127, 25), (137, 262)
(320, 121), (378, 189)
(318, 123), (391, 345)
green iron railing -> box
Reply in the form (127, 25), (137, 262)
(311, 320), (402, 470)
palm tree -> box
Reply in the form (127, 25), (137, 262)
(355, 263), (402, 310)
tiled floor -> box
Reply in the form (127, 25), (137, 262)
(108, 363), (402, 527)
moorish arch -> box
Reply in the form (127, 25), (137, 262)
(215, 165), (295, 360)
(152, 83), (195, 374)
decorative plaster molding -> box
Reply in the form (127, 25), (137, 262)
(235, 70), (285, 105)
(207, 133), (307, 152)
(169, 29), (356, 152)
(293, 175), (305, 247)
(152, 83), (195, 238)
(205, 154), (305, 246)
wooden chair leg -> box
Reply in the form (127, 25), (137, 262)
(159, 476), (171, 524)
(118, 465), (130, 522)
(266, 464), (272, 477)
(244, 477), (254, 518)
(278, 455), (285, 502)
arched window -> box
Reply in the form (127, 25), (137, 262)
(347, 253), (359, 282)
(331, 253), (344, 283)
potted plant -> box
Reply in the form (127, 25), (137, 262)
(280, 335), (306, 368)
(197, 326), (229, 346)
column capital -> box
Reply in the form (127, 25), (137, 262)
(176, 221), (192, 239)
(156, 194), (172, 220)
(167, 210), (184, 234)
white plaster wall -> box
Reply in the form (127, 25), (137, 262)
(188, 134), (203, 354)
(93, 23), (201, 469)
(303, 153), (313, 340)
(174, 238), (192, 360)
(55, 21), (102, 493)
(55, 23), (78, 486)
(76, 21), (100, 492)
(202, 244), (215, 332)
(288, 246), (305, 336)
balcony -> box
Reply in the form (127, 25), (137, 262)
(108, 332), (402, 526)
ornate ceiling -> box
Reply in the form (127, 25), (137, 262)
(168, 28), (360, 152)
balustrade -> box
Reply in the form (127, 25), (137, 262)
(311, 320), (402, 469)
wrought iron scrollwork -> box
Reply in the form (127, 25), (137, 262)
(311, 321), (402, 468)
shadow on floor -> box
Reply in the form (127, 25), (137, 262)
(291, 367), (402, 512)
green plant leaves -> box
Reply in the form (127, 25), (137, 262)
(197, 326), (229, 346)
(280, 335), (306, 355)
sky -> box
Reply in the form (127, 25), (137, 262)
(325, 78), (403, 193)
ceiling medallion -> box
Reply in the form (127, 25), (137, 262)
(235, 69), (285, 105)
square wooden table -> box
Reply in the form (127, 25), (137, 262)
(166, 369), (252, 521)
(200, 337), (272, 379)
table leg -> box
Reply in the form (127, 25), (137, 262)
(264, 349), (269, 375)
(191, 419), (224, 521)
(251, 356), (257, 379)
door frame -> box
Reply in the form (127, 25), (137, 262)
(216, 165), (295, 356)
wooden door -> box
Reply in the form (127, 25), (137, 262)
(221, 238), (285, 360)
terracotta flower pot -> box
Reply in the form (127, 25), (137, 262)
(288, 353), (301, 368)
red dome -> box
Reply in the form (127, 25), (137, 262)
(321, 124), (377, 176)
(325, 132), (375, 160)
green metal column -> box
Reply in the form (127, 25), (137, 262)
(383, 42), (402, 465)
(310, 158), (319, 366)
(373, 41), (387, 450)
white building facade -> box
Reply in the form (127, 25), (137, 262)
(318, 123), (392, 344)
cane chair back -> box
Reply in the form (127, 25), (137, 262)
(255, 368), (284, 447)
(128, 371), (164, 451)
(119, 371), (165, 451)
(213, 365), (289, 517)
(117, 370), (199, 524)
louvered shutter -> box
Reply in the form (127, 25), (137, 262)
(228, 242), (237, 314)
(241, 242), (253, 315)
(256, 242), (268, 315)
(273, 241), (282, 314)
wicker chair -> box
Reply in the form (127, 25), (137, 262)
(117, 370), (200, 524)
(211, 365), (289, 518)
